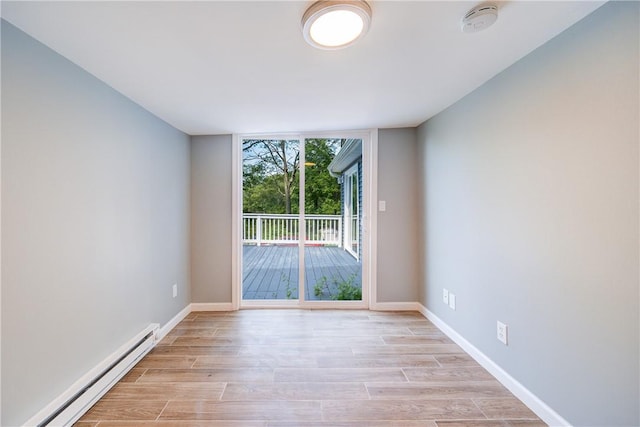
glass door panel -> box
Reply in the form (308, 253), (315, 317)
(305, 138), (362, 301)
(242, 138), (300, 300)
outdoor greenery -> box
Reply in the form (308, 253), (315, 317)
(313, 273), (361, 300)
(280, 273), (296, 299)
(243, 138), (343, 214)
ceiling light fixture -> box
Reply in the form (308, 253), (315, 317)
(302, 0), (372, 50)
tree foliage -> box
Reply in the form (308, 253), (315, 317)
(304, 139), (342, 215)
(243, 138), (343, 215)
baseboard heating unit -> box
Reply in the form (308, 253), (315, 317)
(24, 323), (159, 427)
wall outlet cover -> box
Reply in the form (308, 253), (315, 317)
(497, 321), (508, 345)
(172, 284), (178, 298)
(449, 293), (456, 310)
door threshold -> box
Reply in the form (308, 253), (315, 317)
(240, 300), (368, 310)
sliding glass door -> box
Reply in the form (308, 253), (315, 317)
(240, 135), (365, 306)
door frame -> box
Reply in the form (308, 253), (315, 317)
(232, 129), (378, 309)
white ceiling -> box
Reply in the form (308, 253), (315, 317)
(1, 1), (605, 135)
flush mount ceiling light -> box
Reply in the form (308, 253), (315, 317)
(302, 0), (372, 50)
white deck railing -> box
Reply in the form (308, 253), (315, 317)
(243, 214), (342, 246)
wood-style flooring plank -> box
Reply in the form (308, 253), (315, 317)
(403, 366), (495, 382)
(103, 382), (225, 400)
(79, 400), (167, 421)
(316, 354), (440, 368)
(165, 328), (217, 338)
(366, 381), (512, 399)
(409, 327), (446, 335)
(137, 368), (274, 383)
(221, 382), (369, 400)
(193, 354), (317, 368)
(321, 399), (486, 421)
(159, 400), (322, 421)
(311, 327), (413, 336)
(156, 336), (177, 345)
(149, 345), (240, 356)
(473, 397), (541, 420)
(382, 335), (454, 345)
(351, 344), (465, 355)
(135, 355), (197, 369)
(119, 368), (147, 383)
(435, 354), (482, 367)
(238, 345), (353, 356)
(273, 367), (407, 383)
(213, 328), (310, 338)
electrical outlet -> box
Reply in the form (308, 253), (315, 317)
(449, 293), (456, 310)
(172, 284), (178, 298)
(443, 289), (449, 305)
(497, 321), (508, 345)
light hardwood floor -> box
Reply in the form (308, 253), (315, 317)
(75, 310), (546, 426)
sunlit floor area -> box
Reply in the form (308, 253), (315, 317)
(75, 310), (546, 426)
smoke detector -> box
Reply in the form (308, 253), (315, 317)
(461, 4), (498, 33)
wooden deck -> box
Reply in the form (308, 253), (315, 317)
(243, 245), (361, 300)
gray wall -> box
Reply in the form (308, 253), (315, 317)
(416, 2), (639, 425)
(190, 135), (233, 303)
(377, 128), (419, 303)
(1, 21), (191, 426)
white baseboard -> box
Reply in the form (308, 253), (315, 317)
(370, 301), (422, 311)
(190, 302), (235, 312)
(156, 304), (192, 341)
(23, 323), (158, 427)
(416, 303), (570, 427)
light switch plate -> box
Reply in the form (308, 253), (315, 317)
(443, 289), (449, 304)
(379, 200), (386, 211)
(497, 321), (508, 345)
(449, 293), (456, 310)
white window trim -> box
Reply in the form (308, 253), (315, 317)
(343, 163), (360, 261)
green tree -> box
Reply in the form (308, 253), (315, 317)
(242, 138), (342, 215)
(304, 139), (342, 215)
(243, 139), (300, 214)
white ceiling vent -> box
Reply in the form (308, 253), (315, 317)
(462, 4), (498, 33)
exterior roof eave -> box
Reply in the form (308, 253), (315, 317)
(327, 138), (362, 177)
